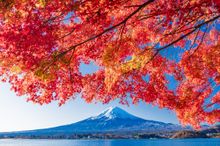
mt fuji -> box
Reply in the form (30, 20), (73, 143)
(0, 107), (184, 137)
(54, 106), (183, 133)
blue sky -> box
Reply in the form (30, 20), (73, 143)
(0, 83), (178, 132)
(0, 62), (179, 132)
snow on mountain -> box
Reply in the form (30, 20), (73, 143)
(0, 107), (186, 136)
(90, 107), (140, 120)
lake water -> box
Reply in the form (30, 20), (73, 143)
(0, 138), (219, 146)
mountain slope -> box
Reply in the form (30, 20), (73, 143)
(44, 107), (178, 133)
(0, 107), (184, 136)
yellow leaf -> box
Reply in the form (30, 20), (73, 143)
(104, 67), (120, 91)
(102, 44), (116, 67)
(35, 0), (46, 8)
(10, 65), (21, 73)
(120, 49), (152, 73)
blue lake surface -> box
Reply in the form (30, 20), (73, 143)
(0, 139), (220, 146)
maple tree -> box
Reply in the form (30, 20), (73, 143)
(0, 0), (220, 128)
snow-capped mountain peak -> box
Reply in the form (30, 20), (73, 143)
(91, 107), (139, 120)
(1, 107), (187, 135)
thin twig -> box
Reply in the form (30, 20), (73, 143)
(142, 15), (220, 65)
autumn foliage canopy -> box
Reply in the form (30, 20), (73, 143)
(0, 0), (220, 128)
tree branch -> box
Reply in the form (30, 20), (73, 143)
(59, 0), (155, 55)
(142, 15), (220, 65)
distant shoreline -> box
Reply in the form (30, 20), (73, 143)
(0, 131), (219, 140)
(0, 137), (219, 140)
